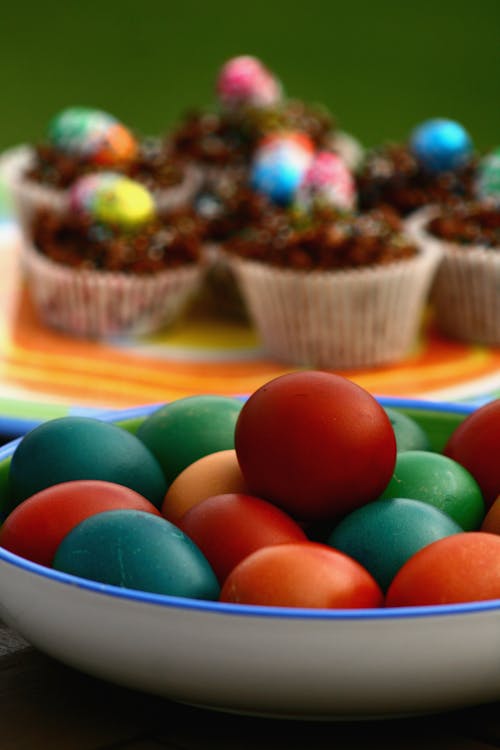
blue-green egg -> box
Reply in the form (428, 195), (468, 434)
(328, 497), (462, 591)
(6, 417), (167, 512)
(136, 395), (243, 486)
(383, 408), (431, 452)
(53, 509), (219, 599)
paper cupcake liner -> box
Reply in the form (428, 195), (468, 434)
(226, 241), (441, 369)
(1, 146), (67, 237)
(22, 242), (204, 338)
(406, 207), (500, 346)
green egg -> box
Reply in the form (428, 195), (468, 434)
(6, 417), (167, 512)
(383, 408), (431, 452)
(378, 450), (485, 530)
(136, 395), (243, 486)
(53, 509), (220, 600)
(328, 497), (462, 591)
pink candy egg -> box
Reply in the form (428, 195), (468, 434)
(216, 55), (282, 110)
(296, 151), (357, 211)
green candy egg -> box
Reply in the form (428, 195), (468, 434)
(476, 146), (500, 200)
(53, 509), (219, 600)
(328, 497), (462, 591)
(6, 417), (167, 512)
(136, 395), (243, 486)
(48, 106), (115, 154)
(383, 408), (431, 452)
(378, 450), (485, 530)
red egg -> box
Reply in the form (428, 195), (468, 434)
(386, 532), (500, 607)
(179, 492), (307, 584)
(234, 371), (396, 521)
(444, 400), (500, 507)
(0, 480), (160, 567)
(220, 542), (383, 609)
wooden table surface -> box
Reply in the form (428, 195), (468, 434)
(3, 619), (500, 750)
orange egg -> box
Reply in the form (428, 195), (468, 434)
(480, 495), (500, 534)
(91, 123), (138, 165)
(162, 449), (249, 525)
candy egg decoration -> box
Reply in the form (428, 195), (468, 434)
(216, 55), (283, 112)
(68, 173), (156, 231)
(475, 146), (500, 202)
(250, 131), (315, 206)
(295, 150), (357, 212)
(47, 106), (138, 166)
(409, 118), (473, 174)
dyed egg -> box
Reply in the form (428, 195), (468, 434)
(68, 172), (121, 215)
(409, 118), (473, 173)
(251, 132), (314, 205)
(6, 417), (167, 512)
(53, 509), (220, 600)
(93, 176), (156, 229)
(162, 449), (249, 524)
(378, 450), (485, 530)
(476, 147), (500, 201)
(47, 106), (137, 164)
(295, 151), (356, 211)
(136, 395), (243, 486)
(69, 174), (156, 229)
(216, 55), (282, 110)
(480, 495), (500, 534)
(328, 497), (462, 591)
(383, 407), (431, 453)
(0, 480), (161, 567)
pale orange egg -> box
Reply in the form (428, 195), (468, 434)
(162, 449), (249, 525)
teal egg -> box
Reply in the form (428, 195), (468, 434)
(53, 509), (220, 599)
(476, 147), (500, 200)
(6, 417), (167, 512)
(136, 395), (243, 486)
(378, 450), (485, 530)
(328, 497), (462, 591)
(383, 408), (431, 452)
(47, 106), (116, 155)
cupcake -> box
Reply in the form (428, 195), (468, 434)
(168, 55), (362, 181)
(224, 204), (441, 369)
(5, 107), (201, 235)
(405, 200), (500, 346)
(194, 134), (345, 319)
(357, 118), (477, 217)
(23, 174), (205, 338)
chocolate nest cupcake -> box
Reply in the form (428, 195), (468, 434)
(224, 206), (441, 368)
(406, 201), (500, 345)
(357, 119), (477, 217)
(5, 107), (201, 235)
(23, 174), (205, 338)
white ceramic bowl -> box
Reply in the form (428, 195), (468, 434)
(1, 398), (499, 720)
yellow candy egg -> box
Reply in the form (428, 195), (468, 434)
(94, 177), (156, 230)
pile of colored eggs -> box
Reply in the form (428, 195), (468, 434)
(1, 371), (499, 609)
(69, 173), (156, 230)
(48, 106), (138, 166)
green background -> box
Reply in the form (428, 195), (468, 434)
(0, 0), (498, 154)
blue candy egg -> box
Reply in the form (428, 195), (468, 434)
(410, 118), (473, 173)
(250, 134), (314, 206)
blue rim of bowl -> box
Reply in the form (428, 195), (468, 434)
(2, 397), (497, 623)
